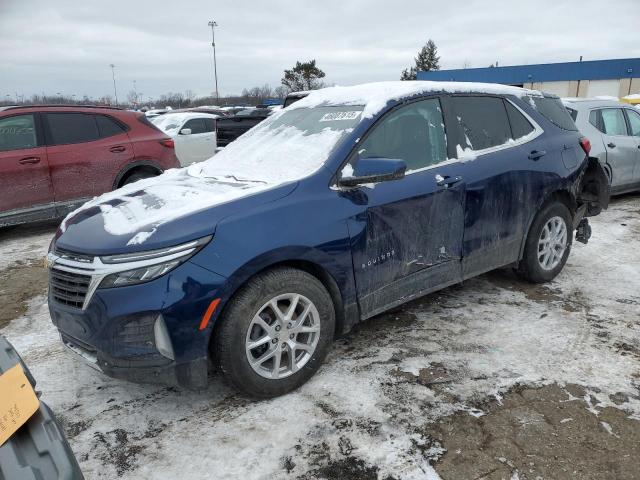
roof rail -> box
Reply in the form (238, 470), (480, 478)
(1, 104), (124, 111)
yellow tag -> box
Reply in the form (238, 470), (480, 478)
(0, 363), (40, 447)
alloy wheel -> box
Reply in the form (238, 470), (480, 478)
(537, 216), (568, 271)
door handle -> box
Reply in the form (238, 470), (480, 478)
(109, 146), (126, 153)
(436, 175), (463, 188)
(528, 150), (546, 160)
(18, 156), (40, 165)
(607, 142), (616, 148)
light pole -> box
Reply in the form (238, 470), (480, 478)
(208, 20), (219, 104)
(110, 64), (118, 106)
(133, 79), (138, 106)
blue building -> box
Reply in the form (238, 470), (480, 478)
(417, 58), (640, 98)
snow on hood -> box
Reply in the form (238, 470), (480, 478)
(61, 108), (351, 245)
(289, 81), (542, 118)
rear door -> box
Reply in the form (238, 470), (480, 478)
(623, 108), (640, 182)
(591, 108), (636, 188)
(0, 113), (53, 214)
(447, 95), (545, 277)
(346, 97), (465, 318)
(44, 112), (134, 203)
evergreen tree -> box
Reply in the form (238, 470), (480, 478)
(281, 60), (326, 92)
(400, 39), (440, 81)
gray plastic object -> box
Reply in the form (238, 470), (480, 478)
(0, 335), (84, 480)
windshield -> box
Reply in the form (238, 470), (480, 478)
(150, 114), (183, 133)
(191, 105), (363, 183)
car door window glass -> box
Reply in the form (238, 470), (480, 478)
(452, 96), (511, 150)
(357, 98), (447, 171)
(625, 109), (640, 137)
(46, 113), (99, 145)
(0, 114), (37, 151)
(600, 109), (627, 136)
(203, 118), (216, 133)
(505, 101), (535, 139)
(183, 118), (207, 134)
(96, 115), (126, 138)
(589, 110), (600, 130)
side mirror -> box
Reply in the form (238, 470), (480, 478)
(339, 157), (406, 187)
(180, 128), (192, 135)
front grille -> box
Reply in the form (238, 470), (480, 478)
(50, 268), (91, 308)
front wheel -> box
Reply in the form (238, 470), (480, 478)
(214, 268), (335, 398)
(516, 202), (573, 283)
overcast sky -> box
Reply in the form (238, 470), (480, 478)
(1, 0), (639, 101)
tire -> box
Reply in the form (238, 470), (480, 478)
(214, 267), (335, 398)
(516, 202), (573, 283)
(121, 170), (157, 186)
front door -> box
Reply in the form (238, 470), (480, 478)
(345, 97), (465, 318)
(0, 113), (54, 215)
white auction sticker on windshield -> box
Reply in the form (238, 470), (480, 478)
(319, 111), (361, 122)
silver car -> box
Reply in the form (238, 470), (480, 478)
(563, 98), (640, 195)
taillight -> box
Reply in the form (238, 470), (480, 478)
(160, 139), (174, 148)
(579, 137), (591, 155)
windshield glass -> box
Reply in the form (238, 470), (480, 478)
(150, 114), (182, 133)
(191, 105), (363, 183)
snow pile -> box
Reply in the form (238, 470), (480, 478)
(290, 81), (541, 118)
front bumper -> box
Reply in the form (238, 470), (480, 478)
(48, 259), (227, 390)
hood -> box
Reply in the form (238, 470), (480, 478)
(57, 168), (297, 255)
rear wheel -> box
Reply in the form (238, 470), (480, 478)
(214, 267), (335, 398)
(516, 202), (573, 283)
(120, 169), (159, 187)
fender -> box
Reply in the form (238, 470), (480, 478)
(112, 159), (164, 189)
(202, 245), (359, 343)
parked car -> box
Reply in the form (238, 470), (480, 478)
(564, 98), (640, 194)
(187, 106), (230, 117)
(47, 82), (608, 398)
(0, 335), (83, 479)
(215, 108), (273, 147)
(150, 112), (218, 166)
(0, 105), (179, 227)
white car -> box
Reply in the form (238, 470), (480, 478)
(151, 112), (218, 166)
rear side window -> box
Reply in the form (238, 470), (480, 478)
(505, 101), (535, 139)
(183, 118), (208, 134)
(452, 96), (511, 150)
(523, 96), (578, 131)
(204, 118), (216, 133)
(46, 113), (99, 145)
(96, 115), (126, 138)
(0, 114), (37, 151)
(625, 109), (640, 136)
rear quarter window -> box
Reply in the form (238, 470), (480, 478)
(95, 115), (127, 138)
(524, 96), (578, 131)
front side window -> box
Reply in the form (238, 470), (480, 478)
(452, 96), (511, 150)
(356, 98), (447, 171)
(600, 109), (627, 136)
(624, 109), (640, 136)
(0, 114), (37, 151)
(183, 118), (207, 134)
(46, 113), (99, 145)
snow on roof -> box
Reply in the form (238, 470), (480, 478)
(289, 81), (541, 118)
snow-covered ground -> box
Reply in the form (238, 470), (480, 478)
(0, 195), (639, 479)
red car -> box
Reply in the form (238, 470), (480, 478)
(0, 105), (179, 227)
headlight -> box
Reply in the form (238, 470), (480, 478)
(98, 235), (211, 289)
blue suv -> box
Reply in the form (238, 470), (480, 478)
(47, 82), (608, 398)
